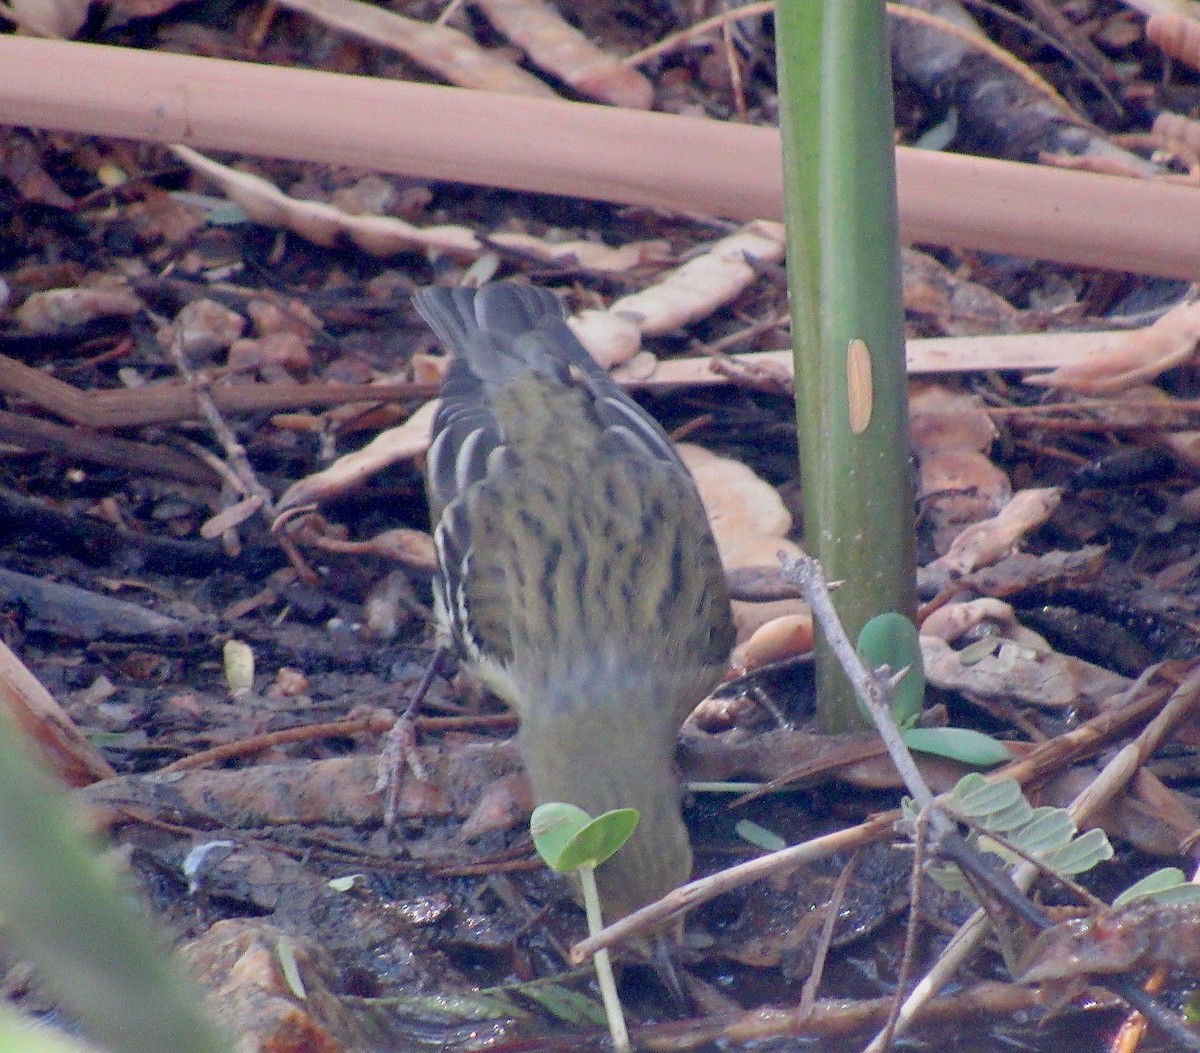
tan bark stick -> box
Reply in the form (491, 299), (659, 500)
(0, 639), (116, 786)
(2, 37), (1200, 279)
(640, 330), (1129, 388)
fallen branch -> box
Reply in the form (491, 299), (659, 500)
(3, 37), (1200, 278)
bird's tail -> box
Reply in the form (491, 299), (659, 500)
(412, 283), (599, 388)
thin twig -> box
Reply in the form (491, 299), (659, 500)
(778, 553), (938, 812)
(162, 323), (319, 582)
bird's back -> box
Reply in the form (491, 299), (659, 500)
(415, 282), (734, 718)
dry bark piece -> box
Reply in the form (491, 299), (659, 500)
(1153, 109), (1200, 157)
(1147, 12), (1200, 74)
(712, 857), (904, 972)
(0, 637), (116, 787)
(172, 145), (664, 273)
(609, 348), (660, 382)
(409, 351), (449, 386)
(160, 297), (246, 357)
(2, 0), (89, 37)
(1099, 385), (1200, 470)
(14, 285), (143, 333)
(567, 308), (642, 368)
(79, 754), (441, 827)
(201, 496), (264, 539)
(0, 567), (198, 644)
(1026, 297), (1200, 394)
(362, 569), (419, 640)
(275, 0), (555, 97)
(921, 634), (1128, 710)
(729, 613), (814, 675)
(0, 132), (75, 208)
(901, 247), (1023, 336)
(1019, 901), (1200, 983)
(0, 407), (219, 485)
(0, 348), (431, 429)
(918, 449), (1012, 530)
(275, 399), (438, 513)
(909, 383), (1000, 454)
(286, 524), (438, 575)
(227, 332), (314, 380)
(245, 297), (324, 340)
(185, 922), (356, 1053)
(496, 231), (671, 273)
(570, 220), (786, 365)
(892, 0), (1159, 176)
(460, 770), (534, 839)
(920, 597), (1047, 647)
(932, 487), (1062, 577)
(928, 545), (1107, 599)
(910, 382), (1010, 552)
(177, 841), (500, 1045)
(474, 0), (654, 109)
(173, 145), (483, 256)
(678, 442), (806, 641)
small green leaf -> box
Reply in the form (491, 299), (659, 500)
(1042, 828), (1113, 875)
(406, 991), (523, 1020)
(735, 820), (786, 852)
(950, 774), (1021, 817)
(222, 639), (255, 696)
(1143, 884), (1200, 906)
(1011, 808), (1074, 855)
(530, 803), (593, 872)
(555, 809), (640, 873)
(1113, 868), (1200, 908)
(956, 637), (1000, 665)
(1184, 993), (1200, 1025)
(275, 938), (306, 1000)
(901, 727), (1012, 767)
(926, 860), (970, 893)
(857, 612), (925, 725)
(980, 797), (1035, 834)
(520, 983), (608, 1027)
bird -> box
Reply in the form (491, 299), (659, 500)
(414, 281), (735, 925)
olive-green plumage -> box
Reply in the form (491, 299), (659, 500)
(414, 282), (734, 923)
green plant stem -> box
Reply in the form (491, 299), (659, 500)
(776, 0), (917, 730)
(578, 865), (630, 1053)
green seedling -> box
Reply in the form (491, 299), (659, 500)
(530, 803), (639, 1052)
(857, 612), (1012, 767)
